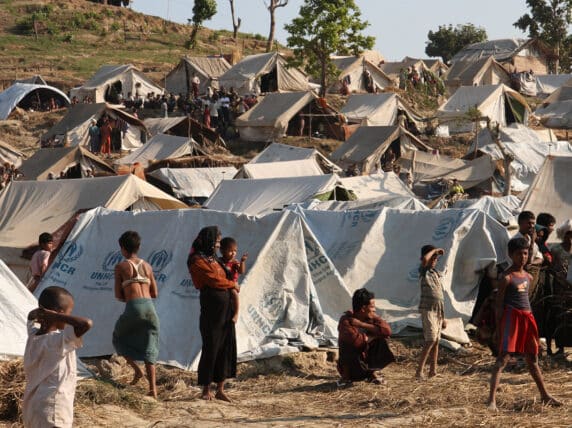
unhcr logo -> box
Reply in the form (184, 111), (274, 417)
(102, 251), (123, 272)
(432, 212), (463, 241)
(261, 291), (283, 319)
(59, 241), (83, 263)
(148, 249), (173, 273)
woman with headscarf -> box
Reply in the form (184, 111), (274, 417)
(187, 226), (237, 402)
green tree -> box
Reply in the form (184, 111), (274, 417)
(285, 0), (374, 97)
(514, 0), (572, 73)
(425, 24), (487, 63)
(188, 0), (217, 49)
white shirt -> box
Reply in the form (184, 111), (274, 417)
(23, 322), (83, 428)
(513, 231), (543, 261)
(192, 76), (200, 85)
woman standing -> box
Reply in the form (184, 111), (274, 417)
(113, 231), (160, 399)
(187, 226), (237, 402)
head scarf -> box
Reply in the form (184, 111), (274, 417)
(191, 226), (220, 257)
(556, 219), (572, 240)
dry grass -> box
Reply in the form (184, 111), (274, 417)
(2, 340), (570, 427)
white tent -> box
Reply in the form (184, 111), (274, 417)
(0, 140), (24, 168)
(204, 174), (341, 215)
(330, 52), (392, 93)
(0, 259), (36, 359)
(452, 195), (521, 225)
(249, 142), (340, 173)
(218, 52), (311, 95)
(303, 194), (428, 211)
(0, 175), (187, 280)
(165, 56), (231, 95)
(235, 159), (324, 179)
(534, 74), (572, 97)
(399, 151), (496, 189)
(522, 155), (572, 234)
(116, 134), (197, 168)
(235, 91), (316, 142)
(437, 84), (530, 134)
(339, 172), (416, 199)
(0, 83), (70, 120)
(34, 206), (509, 368)
(147, 167), (237, 199)
(340, 93), (416, 127)
(70, 64), (164, 103)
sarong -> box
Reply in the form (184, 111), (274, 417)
(113, 298), (160, 363)
(198, 287), (237, 385)
(498, 306), (539, 355)
(338, 337), (395, 381)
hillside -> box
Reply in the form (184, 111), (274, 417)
(0, 0), (272, 91)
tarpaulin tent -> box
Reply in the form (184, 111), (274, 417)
(165, 56), (231, 95)
(42, 103), (146, 151)
(534, 74), (572, 97)
(34, 206), (509, 368)
(235, 159), (324, 179)
(249, 142), (340, 173)
(444, 57), (510, 95)
(218, 52), (312, 95)
(147, 167), (237, 200)
(302, 194), (428, 211)
(0, 140), (24, 168)
(0, 83), (70, 120)
(20, 146), (115, 180)
(0, 175), (187, 280)
(330, 125), (431, 174)
(204, 174), (342, 215)
(437, 84), (530, 134)
(522, 155), (572, 235)
(340, 93), (423, 128)
(69, 64), (163, 103)
(339, 172), (417, 199)
(116, 134), (199, 168)
(452, 195), (521, 225)
(330, 52), (392, 93)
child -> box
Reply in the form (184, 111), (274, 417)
(487, 237), (562, 411)
(27, 232), (54, 293)
(23, 286), (92, 428)
(219, 237), (248, 324)
(415, 245), (447, 380)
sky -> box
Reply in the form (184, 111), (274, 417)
(130, 0), (531, 61)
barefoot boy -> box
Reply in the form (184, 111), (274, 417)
(23, 286), (92, 428)
(487, 237), (562, 411)
(416, 245), (447, 379)
(219, 237), (248, 324)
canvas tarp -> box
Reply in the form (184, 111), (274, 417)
(249, 142), (340, 173)
(444, 57), (510, 94)
(116, 134), (197, 168)
(42, 103), (146, 151)
(399, 151), (495, 189)
(204, 174), (340, 215)
(452, 195), (521, 225)
(235, 159), (323, 179)
(218, 52), (311, 95)
(70, 64), (163, 103)
(330, 125), (430, 173)
(330, 56), (392, 93)
(0, 83), (70, 120)
(236, 91), (315, 142)
(302, 194), (428, 211)
(0, 140), (24, 168)
(13, 75), (47, 85)
(34, 206), (509, 368)
(165, 56), (231, 95)
(0, 175), (187, 279)
(340, 93), (409, 127)
(147, 167), (237, 199)
(451, 38), (527, 63)
(20, 146), (115, 180)
(522, 155), (572, 235)
(339, 173), (417, 199)
(535, 74), (572, 97)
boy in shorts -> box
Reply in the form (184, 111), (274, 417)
(416, 245), (447, 380)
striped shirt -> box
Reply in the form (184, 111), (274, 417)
(418, 266), (444, 316)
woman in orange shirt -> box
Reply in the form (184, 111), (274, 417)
(187, 226), (237, 402)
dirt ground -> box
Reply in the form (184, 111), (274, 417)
(2, 340), (570, 428)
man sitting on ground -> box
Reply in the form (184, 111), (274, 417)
(337, 288), (394, 385)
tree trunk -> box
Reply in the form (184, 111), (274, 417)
(555, 42), (560, 74)
(189, 25), (199, 49)
(320, 60), (327, 98)
(229, 0), (241, 40)
(267, 7), (276, 52)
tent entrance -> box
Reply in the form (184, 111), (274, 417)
(505, 93), (526, 124)
(260, 68), (278, 93)
(105, 81), (123, 104)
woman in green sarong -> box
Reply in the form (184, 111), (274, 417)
(113, 231), (160, 398)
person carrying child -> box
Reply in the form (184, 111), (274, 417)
(219, 237), (248, 324)
(416, 245), (447, 380)
(487, 237), (562, 411)
(23, 286), (92, 428)
(27, 232), (54, 293)
(113, 231), (160, 399)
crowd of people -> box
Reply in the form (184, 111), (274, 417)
(0, 162), (21, 190)
(22, 206), (569, 426)
(87, 115), (128, 157)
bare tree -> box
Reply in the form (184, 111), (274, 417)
(266, 0), (288, 52)
(229, 0), (241, 40)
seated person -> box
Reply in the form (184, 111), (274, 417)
(449, 178), (464, 195)
(337, 288), (394, 384)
